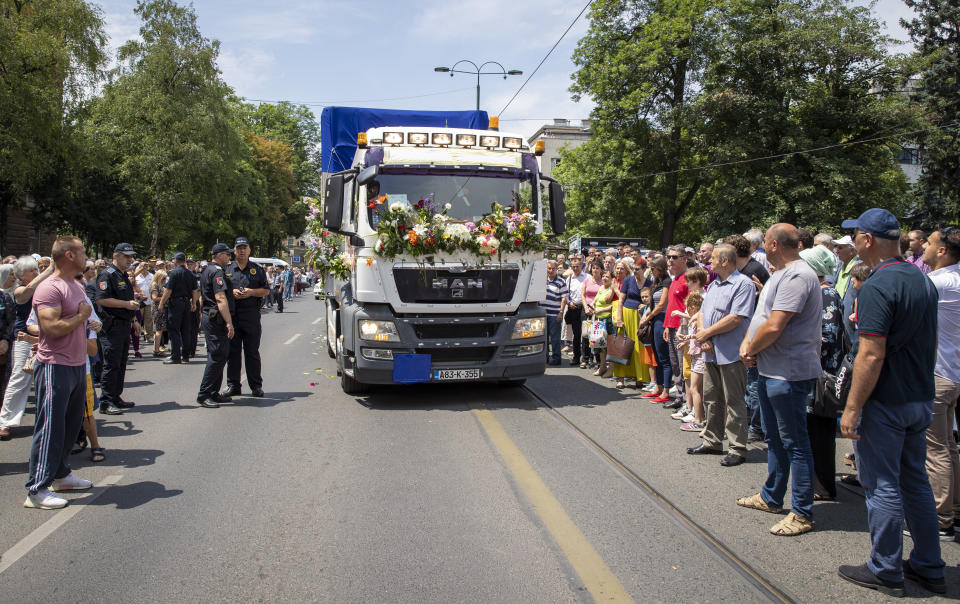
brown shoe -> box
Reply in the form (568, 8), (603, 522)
(0, 426), (10, 440)
(736, 492), (784, 514)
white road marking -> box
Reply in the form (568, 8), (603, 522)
(283, 334), (301, 345)
(311, 317), (322, 325)
(0, 474), (122, 575)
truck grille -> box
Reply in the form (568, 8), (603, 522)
(416, 348), (496, 364)
(393, 264), (519, 304)
(414, 324), (498, 339)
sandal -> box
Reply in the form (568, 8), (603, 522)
(91, 447), (105, 463)
(579, 362), (588, 369)
(844, 452), (857, 470)
(736, 493), (784, 514)
(616, 379), (625, 389)
(840, 474), (861, 488)
(770, 512), (814, 536)
(71, 438), (88, 455)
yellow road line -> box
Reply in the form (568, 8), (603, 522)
(471, 403), (633, 603)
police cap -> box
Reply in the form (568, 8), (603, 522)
(234, 237), (250, 247)
(173, 252), (186, 261)
(114, 243), (136, 256)
(211, 243), (231, 255)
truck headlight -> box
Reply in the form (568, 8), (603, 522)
(511, 317), (545, 339)
(359, 320), (400, 342)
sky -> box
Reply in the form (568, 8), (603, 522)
(95, 0), (919, 140)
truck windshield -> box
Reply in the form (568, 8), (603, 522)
(365, 171), (535, 229)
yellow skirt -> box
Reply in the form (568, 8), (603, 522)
(614, 307), (648, 379)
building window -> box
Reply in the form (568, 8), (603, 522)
(895, 148), (923, 165)
(550, 158), (562, 169)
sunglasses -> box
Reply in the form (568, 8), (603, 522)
(666, 255), (681, 259)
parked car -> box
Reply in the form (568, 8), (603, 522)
(313, 281), (324, 300)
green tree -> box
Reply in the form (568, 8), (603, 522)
(237, 100), (322, 197)
(90, 0), (243, 255)
(0, 0), (107, 252)
(568, 0), (719, 248)
(699, 0), (916, 237)
(902, 0), (960, 226)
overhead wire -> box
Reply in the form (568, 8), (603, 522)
(497, 0), (592, 117)
(561, 119), (960, 190)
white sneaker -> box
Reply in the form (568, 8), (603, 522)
(669, 386), (678, 396)
(50, 473), (93, 492)
(671, 408), (691, 420)
(681, 413), (696, 423)
(642, 382), (657, 392)
(24, 488), (68, 509)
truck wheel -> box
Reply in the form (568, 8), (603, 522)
(340, 366), (370, 394)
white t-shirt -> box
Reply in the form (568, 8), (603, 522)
(929, 264), (960, 384)
(136, 272), (154, 306)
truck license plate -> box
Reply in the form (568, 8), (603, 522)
(433, 369), (481, 381)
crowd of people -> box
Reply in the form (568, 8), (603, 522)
(0, 239), (317, 511)
(542, 209), (959, 597)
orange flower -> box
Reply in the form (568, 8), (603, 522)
(365, 258), (373, 266)
(377, 194), (388, 202)
(408, 229), (418, 245)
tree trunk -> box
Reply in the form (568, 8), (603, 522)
(150, 204), (161, 257)
(660, 58), (688, 249)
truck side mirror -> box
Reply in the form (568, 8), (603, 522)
(357, 165), (379, 186)
(549, 181), (566, 234)
(323, 174), (345, 232)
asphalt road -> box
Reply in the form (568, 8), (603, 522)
(0, 294), (958, 602)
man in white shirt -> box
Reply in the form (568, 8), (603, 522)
(134, 261), (155, 343)
(564, 255), (589, 366)
(922, 227), (960, 540)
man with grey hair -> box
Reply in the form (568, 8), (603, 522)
(698, 242), (715, 267)
(689, 244), (755, 465)
(744, 228), (771, 271)
(814, 232), (836, 249)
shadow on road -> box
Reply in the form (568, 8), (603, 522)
(75, 448), (164, 470)
(0, 461), (29, 476)
(124, 380), (155, 388)
(85, 481), (182, 509)
(229, 391), (311, 407)
(95, 419), (143, 438)
(130, 401), (195, 414)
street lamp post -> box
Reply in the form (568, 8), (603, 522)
(434, 60), (522, 111)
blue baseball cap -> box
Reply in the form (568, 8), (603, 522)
(173, 252), (186, 261)
(114, 242), (136, 255)
(841, 208), (901, 240)
(234, 237), (250, 247)
(211, 243), (231, 255)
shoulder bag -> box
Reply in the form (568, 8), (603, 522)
(606, 327), (634, 365)
(814, 354), (854, 418)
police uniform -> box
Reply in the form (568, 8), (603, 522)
(224, 249), (267, 395)
(164, 254), (199, 362)
(187, 261), (201, 357)
(94, 243), (138, 413)
(197, 245), (236, 406)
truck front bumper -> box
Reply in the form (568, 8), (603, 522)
(343, 303), (547, 385)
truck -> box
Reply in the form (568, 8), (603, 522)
(318, 106), (566, 394)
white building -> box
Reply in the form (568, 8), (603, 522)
(526, 119), (592, 179)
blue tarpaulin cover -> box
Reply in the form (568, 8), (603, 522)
(392, 353), (432, 384)
(320, 106), (489, 173)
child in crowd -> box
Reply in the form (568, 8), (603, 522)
(847, 262), (872, 324)
(676, 267), (708, 411)
(638, 287), (658, 389)
(672, 292), (705, 429)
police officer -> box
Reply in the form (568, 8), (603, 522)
(157, 252), (200, 364)
(186, 258), (201, 357)
(196, 243), (236, 408)
(94, 243), (140, 415)
(223, 237), (268, 397)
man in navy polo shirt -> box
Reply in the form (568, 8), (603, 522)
(837, 208), (945, 597)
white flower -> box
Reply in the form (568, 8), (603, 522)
(375, 238), (384, 251)
(446, 223), (472, 242)
(444, 203), (452, 210)
(413, 224), (428, 237)
(390, 201), (409, 212)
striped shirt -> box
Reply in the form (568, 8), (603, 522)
(542, 276), (568, 316)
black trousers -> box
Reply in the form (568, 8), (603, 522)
(226, 310), (262, 391)
(567, 306), (583, 362)
(807, 413), (838, 498)
(100, 319), (130, 404)
(188, 307), (200, 356)
(166, 298), (193, 361)
(26, 363), (85, 492)
(198, 315), (230, 399)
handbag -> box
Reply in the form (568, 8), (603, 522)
(581, 319), (592, 336)
(589, 320), (607, 348)
(23, 350), (36, 375)
(814, 355), (854, 418)
(606, 327), (634, 365)
(636, 321), (653, 346)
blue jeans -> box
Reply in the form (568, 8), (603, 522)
(546, 316), (562, 363)
(746, 367), (763, 436)
(758, 376), (816, 520)
(855, 399), (944, 582)
(652, 316), (671, 387)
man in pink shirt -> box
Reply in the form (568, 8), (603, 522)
(24, 236), (94, 510)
